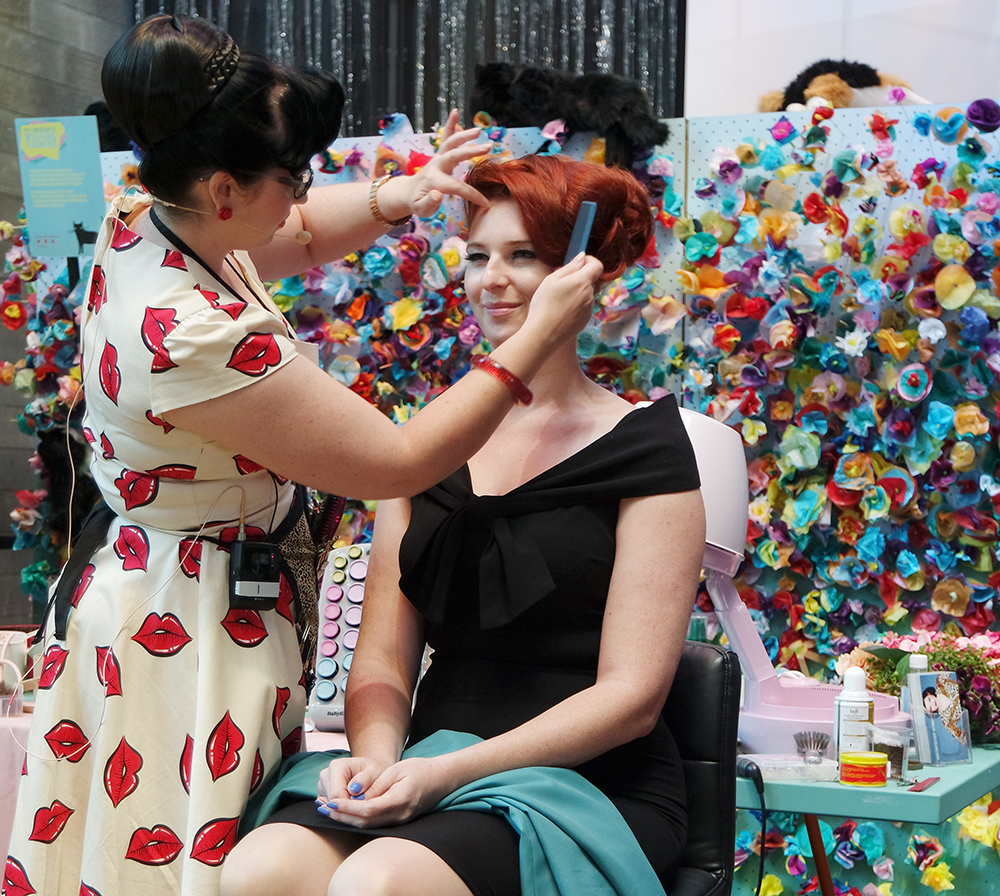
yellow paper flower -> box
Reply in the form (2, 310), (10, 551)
(883, 604), (909, 625)
(742, 419), (768, 446)
(955, 802), (1000, 848)
(758, 208), (800, 244)
(822, 239), (844, 262)
(853, 214), (884, 240)
(949, 440), (977, 471)
(936, 264), (976, 309)
(872, 255), (909, 280)
(735, 141), (761, 166)
(970, 288), (1000, 319)
(932, 233), (971, 264)
(888, 203), (926, 240)
(748, 494), (772, 525)
(759, 873), (784, 896)
(387, 297), (423, 331)
(874, 328), (913, 362)
(954, 404), (990, 436)
(920, 861), (955, 893)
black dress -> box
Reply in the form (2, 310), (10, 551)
(268, 395), (701, 895)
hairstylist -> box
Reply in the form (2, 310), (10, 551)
(4, 15), (600, 896)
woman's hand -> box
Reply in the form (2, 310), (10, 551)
(518, 252), (605, 352)
(316, 755), (391, 806)
(375, 110), (491, 220)
(317, 756), (454, 828)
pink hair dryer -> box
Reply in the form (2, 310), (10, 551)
(678, 408), (908, 755)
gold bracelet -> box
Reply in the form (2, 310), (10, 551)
(368, 174), (412, 228)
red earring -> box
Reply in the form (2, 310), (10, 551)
(218, 207), (233, 221)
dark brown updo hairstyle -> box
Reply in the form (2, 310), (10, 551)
(101, 14), (344, 205)
(465, 155), (652, 280)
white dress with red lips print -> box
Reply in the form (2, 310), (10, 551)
(5, 192), (308, 896)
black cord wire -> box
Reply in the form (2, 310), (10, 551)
(737, 756), (767, 896)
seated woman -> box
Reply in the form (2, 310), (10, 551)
(221, 154), (706, 896)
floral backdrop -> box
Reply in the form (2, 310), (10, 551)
(5, 98), (1000, 892)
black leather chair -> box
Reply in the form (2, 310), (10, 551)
(662, 640), (741, 896)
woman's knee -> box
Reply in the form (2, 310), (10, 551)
(221, 823), (353, 896)
(329, 838), (471, 896)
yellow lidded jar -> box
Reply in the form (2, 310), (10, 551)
(839, 751), (888, 786)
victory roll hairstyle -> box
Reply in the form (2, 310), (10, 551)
(102, 14), (344, 205)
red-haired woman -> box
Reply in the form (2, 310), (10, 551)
(222, 156), (706, 896)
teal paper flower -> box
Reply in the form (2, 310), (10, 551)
(922, 401), (955, 440)
(912, 111), (933, 136)
(856, 528), (885, 564)
(362, 245), (396, 279)
(895, 549), (921, 578)
(760, 145), (785, 170)
(684, 232), (719, 263)
(896, 363), (932, 402)
(855, 822), (887, 864)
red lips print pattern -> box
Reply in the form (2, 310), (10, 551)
(272, 687), (290, 738)
(198, 286), (246, 322)
(131, 612), (192, 656)
(96, 645), (123, 697)
(110, 217), (141, 252)
(220, 609), (268, 647)
(124, 824), (183, 865)
(206, 711), (244, 782)
(145, 409), (174, 434)
(43, 720), (90, 762)
(180, 734), (194, 795)
(190, 817), (240, 866)
(226, 333), (281, 377)
(115, 470), (159, 511)
(104, 737), (143, 807)
(3, 856), (35, 896)
(141, 306), (179, 373)
(98, 340), (121, 405)
(28, 800), (74, 843)
(179, 538), (202, 580)
(87, 264), (106, 313)
(71, 562), (95, 607)
(161, 248), (186, 270)
(114, 525), (149, 572)
(37, 645), (69, 689)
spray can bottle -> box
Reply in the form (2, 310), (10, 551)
(833, 666), (874, 759)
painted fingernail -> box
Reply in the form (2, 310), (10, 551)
(316, 805), (331, 816)
(348, 781), (363, 794)
(325, 802), (338, 811)
(349, 793), (366, 800)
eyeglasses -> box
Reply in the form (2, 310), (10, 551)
(253, 167), (315, 199)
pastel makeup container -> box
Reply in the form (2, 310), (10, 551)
(307, 543), (370, 731)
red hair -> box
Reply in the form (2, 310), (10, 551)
(465, 155), (652, 280)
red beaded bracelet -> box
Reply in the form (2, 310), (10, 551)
(470, 354), (533, 405)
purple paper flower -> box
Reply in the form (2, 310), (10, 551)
(967, 98), (1000, 133)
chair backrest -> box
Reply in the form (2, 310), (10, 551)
(662, 641), (741, 896)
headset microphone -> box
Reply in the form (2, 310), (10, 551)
(153, 197), (312, 244)
(236, 218), (312, 245)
